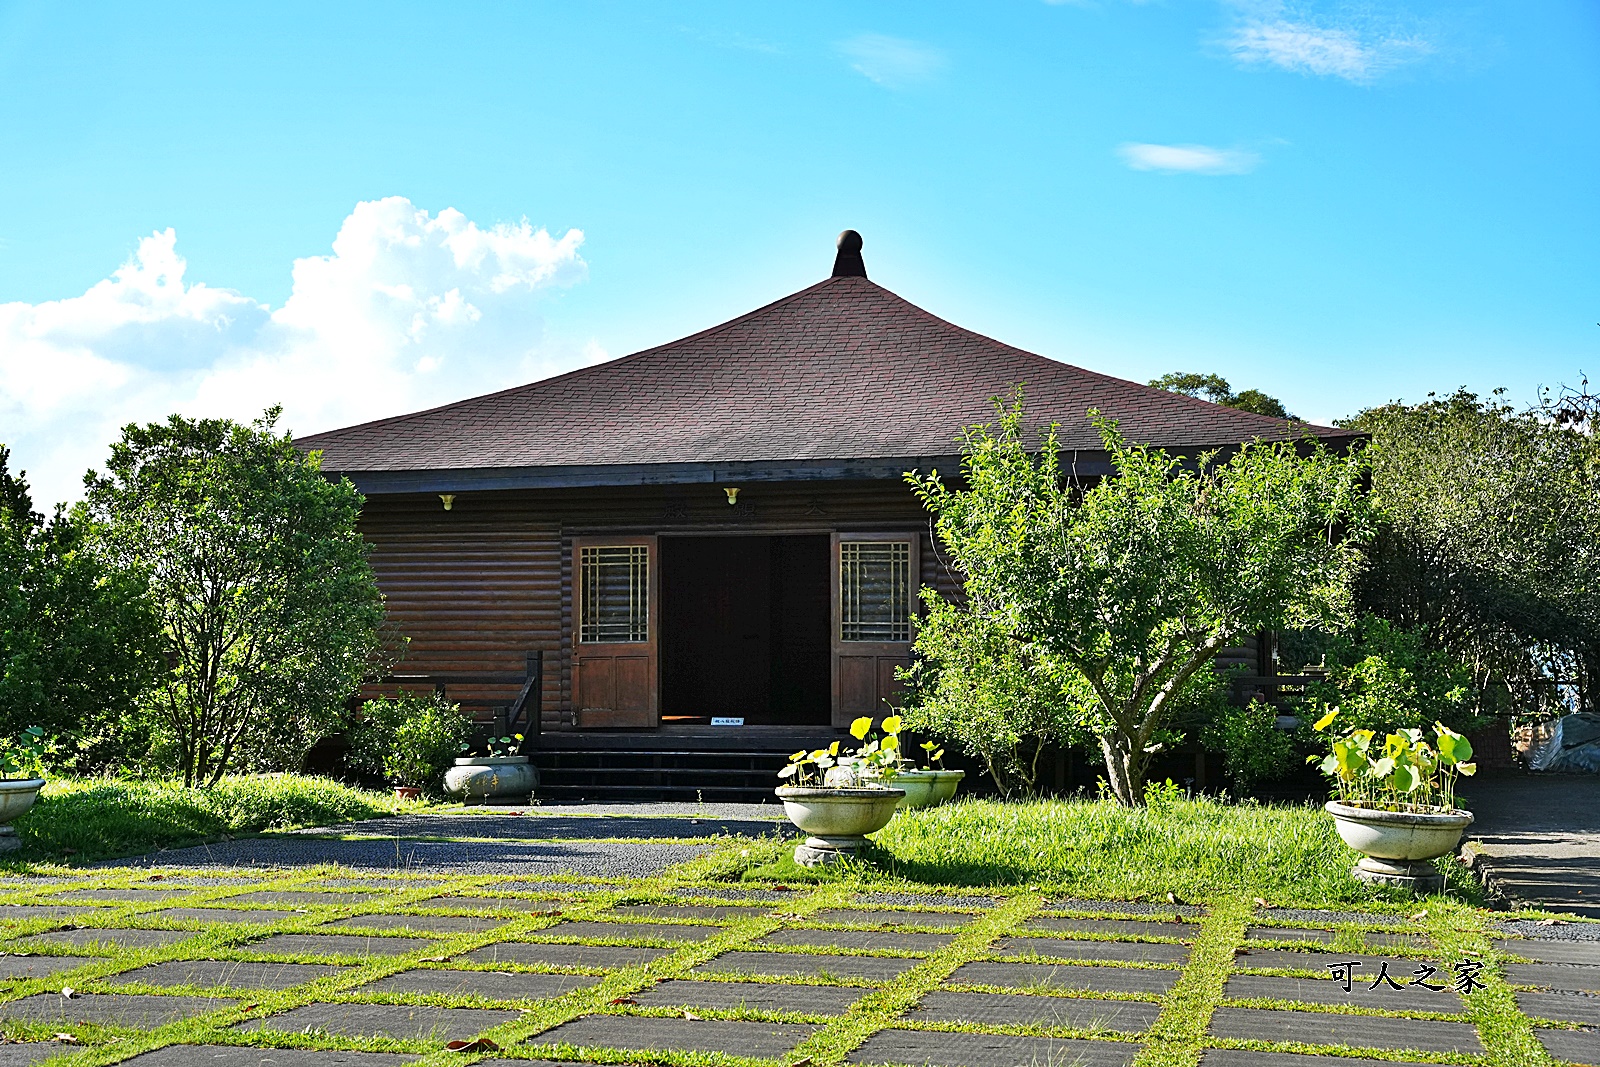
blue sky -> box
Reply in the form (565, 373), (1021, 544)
(1, 0), (1596, 505)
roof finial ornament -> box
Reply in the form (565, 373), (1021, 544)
(831, 230), (867, 279)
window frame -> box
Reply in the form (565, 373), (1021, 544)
(578, 542), (652, 645)
(838, 538), (914, 643)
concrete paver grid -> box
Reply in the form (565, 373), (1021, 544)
(0, 805), (1586, 1067)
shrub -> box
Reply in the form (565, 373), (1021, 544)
(908, 394), (1367, 805)
(899, 595), (1089, 797)
(0, 447), (162, 771)
(348, 692), (473, 790)
(1347, 389), (1600, 719)
(1200, 699), (1297, 793)
(80, 409), (387, 784)
(1302, 616), (1482, 738)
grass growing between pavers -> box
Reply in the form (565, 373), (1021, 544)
(0, 813), (1581, 1067)
(866, 796), (1487, 908)
(9, 775), (416, 863)
(1131, 896), (1247, 1067)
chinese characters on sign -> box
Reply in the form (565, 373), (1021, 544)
(1326, 959), (1486, 995)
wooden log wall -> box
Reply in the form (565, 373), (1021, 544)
(357, 479), (937, 730)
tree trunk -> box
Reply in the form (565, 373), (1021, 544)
(1099, 735), (1142, 806)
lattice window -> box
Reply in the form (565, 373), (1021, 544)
(840, 540), (910, 642)
(580, 546), (649, 643)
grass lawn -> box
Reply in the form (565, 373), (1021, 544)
(10, 773), (413, 863)
(752, 794), (1484, 910)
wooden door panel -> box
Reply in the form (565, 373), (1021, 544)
(614, 656), (653, 715)
(572, 535), (658, 729)
(838, 656), (878, 717)
(576, 658), (615, 714)
(876, 656), (906, 710)
(831, 533), (919, 728)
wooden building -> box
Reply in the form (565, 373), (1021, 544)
(299, 233), (1358, 797)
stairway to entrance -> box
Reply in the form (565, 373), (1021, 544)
(530, 727), (841, 803)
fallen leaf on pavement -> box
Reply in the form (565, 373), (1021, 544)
(684, 1011), (701, 1020)
(1253, 897), (1272, 909)
(59, 987), (77, 999)
(51, 1034), (79, 1045)
(609, 997), (638, 1005)
(445, 1038), (500, 1052)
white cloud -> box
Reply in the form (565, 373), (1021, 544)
(837, 34), (947, 89)
(1118, 142), (1260, 175)
(0, 197), (597, 507)
(1222, 3), (1433, 83)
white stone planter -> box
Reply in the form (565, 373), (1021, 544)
(776, 785), (905, 867)
(443, 756), (538, 802)
(1326, 800), (1474, 893)
(0, 778), (44, 854)
(929, 769), (966, 804)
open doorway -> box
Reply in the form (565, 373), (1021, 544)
(660, 535), (831, 725)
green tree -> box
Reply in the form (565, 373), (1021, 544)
(1345, 389), (1600, 716)
(909, 396), (1366, 805)
(0, 447), (162, 766)
(81, 409), (386, 786)
(1151, 372), (1295, 420)
(899, 595), (1090, 797)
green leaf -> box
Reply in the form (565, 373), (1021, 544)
(1389, 762), (1422, 794)
(1436, 728), (1473, 765)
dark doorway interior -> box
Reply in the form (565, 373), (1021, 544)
(660, 535), (830, 725)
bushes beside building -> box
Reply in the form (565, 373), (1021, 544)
(1, 410), (390, 787)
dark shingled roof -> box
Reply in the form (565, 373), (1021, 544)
(299, 274), (1356, 490)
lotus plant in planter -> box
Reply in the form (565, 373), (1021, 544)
(1312, 709), (1477, 894)
(445, 733), (539, 803)
(777, 716), (905, 867)
(891, 741), (964, 810)
(0, 726), (49, 854)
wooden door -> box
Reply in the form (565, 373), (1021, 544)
(572, 536), (658, 728)
(830, 533), (919, 728)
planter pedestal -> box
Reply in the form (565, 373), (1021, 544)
(795, 835), (873, 866)
(1352, 855), (1446, 894)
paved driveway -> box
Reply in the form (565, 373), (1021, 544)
(1462, 774), (1600, 918)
